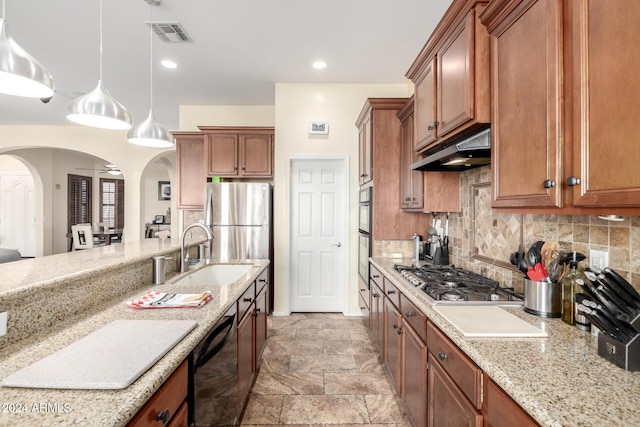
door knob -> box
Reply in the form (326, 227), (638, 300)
(331, 242), (342, 248)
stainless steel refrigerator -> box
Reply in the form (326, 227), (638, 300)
(204, 182), (272, 260)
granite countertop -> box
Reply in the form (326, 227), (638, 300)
(0, 241), (269, 426)
(371, 257), (640, 427)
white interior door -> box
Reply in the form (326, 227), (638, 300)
(290, 158), (347, 312)
(0, 169), (35, 256)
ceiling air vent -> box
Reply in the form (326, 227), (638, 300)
(148, 22), (192, 43)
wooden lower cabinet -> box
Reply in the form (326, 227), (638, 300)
(402, 321), (427, 427)
(237, 302), (254, 412)
(485, 375), (539, 427)
(370, 281), (384, 353)
(254, 286), (268, 371)
(428, 353), (483, 427)
(384, 297), (402, 394)
(128, 360), (188, 427)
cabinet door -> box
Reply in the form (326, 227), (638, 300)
(384, 297), (402, 395)
(486, 377), (538, 427)
(237, 307), (254, 411)
(428, 354), (483, 427)
(206, 134), (239, 176)
(437, 11), (474, 138)
(414, 57), (437, 153)
(571, 0), (640, 207)
(400, 108), (424, 211)
(489, 0), (563, 208)
(241, 134), (273, 177)
(175, 134), (205, 210)
(254, 287), (268, 371)
(370, 282), (384, 354)
(359, 115), (373, 185)
(403, 322), (427, 427)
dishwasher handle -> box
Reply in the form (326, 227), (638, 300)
(194, 314), (236, 371)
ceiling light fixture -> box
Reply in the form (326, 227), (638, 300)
(66, 0), (132, 130)
(161, 59), (177, 69)
(0, 0), (54, 98)
(312, 60), (327, 70)
(128, 0), (173, 148)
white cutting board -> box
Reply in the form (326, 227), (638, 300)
(1, 319), (197, 389)
(433, 306), (548, 337)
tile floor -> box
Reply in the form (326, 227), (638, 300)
(240, 313), (411, 426)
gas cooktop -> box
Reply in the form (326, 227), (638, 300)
(393, 264), (523, 306)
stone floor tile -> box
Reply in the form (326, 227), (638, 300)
(252, 372), (324, 395)
(259, 354), (291, 373)
(324, 372), (395, 395)
(364, 394), (411, 424)
(265, 339), (323, 355)
(280, 395), (370, 424)
(241, 394), (284, 425)
(289, 354), (357, 373)
(323, 339), (377, 355)
(295, 328), (351, 341)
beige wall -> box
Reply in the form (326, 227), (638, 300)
(273, 83), (412, 315)
(179, 105), (275, 131)
(0, 126), (175, 255)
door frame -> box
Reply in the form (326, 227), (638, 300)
(284, 155), (350, 316)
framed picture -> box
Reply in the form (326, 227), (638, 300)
(308, 121), (329, 135)
(158, 181), (171, 201)
(154, 215), (165, 224)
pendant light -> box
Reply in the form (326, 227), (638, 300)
(66, 0), (131, 130)
(0, 1), (54, 98)
(128, 0), (173, 148)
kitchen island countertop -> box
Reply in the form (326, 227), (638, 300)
(371, 257), (640, 427)
(0, 238), (268, 426)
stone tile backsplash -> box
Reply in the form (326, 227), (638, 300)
(375, 165), (640, 292)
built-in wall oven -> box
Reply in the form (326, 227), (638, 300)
(358, 187), (372, 285)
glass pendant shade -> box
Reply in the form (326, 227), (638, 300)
(127, 109), (173, 147)
(66, 79), (132, 130)
(0, 18), (54, 98)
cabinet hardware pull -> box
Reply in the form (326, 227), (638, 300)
(259, 279), (266, 283)
(405, 197), (411, 201)
(387, 290), (396, 295)
(393, 323), (398, 329)
(438, 351), (448, 361)
(405, 311), (412, 317)
(372, 274), (380, 278)
(434, 121), (439, 127)
(427, 125), (433, 131)
(566, 176), (581, 187)
(397, 329), (403, 335)
(156, 409), (170, 424)
(360, 306), (366, 310)
(360, 288), (366, 292)
(243, 297), (252, 302)
(543, 179), (555, 188)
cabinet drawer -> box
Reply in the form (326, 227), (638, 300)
(370, 264), (384, 291)
(256, 268), (268, 295)
(237, 282), (256, 322)
(384, 280), (400, 310)
(168, 402), (188, 427)
(427, 321), (482, 409)
(128, 360), (188, 426)
(400, 294), (427, 343)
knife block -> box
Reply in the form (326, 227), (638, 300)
(597, 332), (640, 371)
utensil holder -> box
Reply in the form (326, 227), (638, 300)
(598, 332), (640, 371)
(523, 279), (562, 318)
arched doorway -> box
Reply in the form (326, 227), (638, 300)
(0, 155), (36, 257)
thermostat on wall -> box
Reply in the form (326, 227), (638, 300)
(308, 121), (329, 135)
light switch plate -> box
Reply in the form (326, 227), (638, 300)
(0, 311), (7, 337)
(590, 250), (609, 269)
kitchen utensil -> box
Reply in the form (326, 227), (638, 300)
(546, 253), (562, 283)
(527, 245), (542, 267)
(540, 241), (559, 259)
(604, 267), (640, 304)
(598, 273), (640, 310)
(523, 278), (562, 318)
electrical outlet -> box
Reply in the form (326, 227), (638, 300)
(0, 311), (7, 337)
(590, 250), (609, 270)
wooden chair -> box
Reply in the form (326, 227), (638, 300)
(71, 224), (106, 250)
(155, 230), (171, 239)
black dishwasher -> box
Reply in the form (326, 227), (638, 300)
(191, 304), (238, 426)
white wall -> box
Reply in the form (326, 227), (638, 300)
(143, 161), (171, 224)
(273, 83), (412, 316)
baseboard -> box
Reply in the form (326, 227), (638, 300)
(272, 311), (291, 317)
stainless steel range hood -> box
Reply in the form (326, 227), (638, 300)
(411, 128), (491, 172)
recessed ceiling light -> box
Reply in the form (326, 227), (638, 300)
(161, 60), (177, 69)
(312, 60), (327, 70)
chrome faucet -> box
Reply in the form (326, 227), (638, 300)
(180, 223), (214, 273)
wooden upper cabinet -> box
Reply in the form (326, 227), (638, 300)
(482, 0), (563, 209)
(358, 114), (373, 186)
(482, 0), (640, 212)
(200, 127), (274, 179)
(174, 132), (205, 210)
(398, 97), (424, 211)
(570, 0), (640, 207)
(408, 0), (490, 155)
